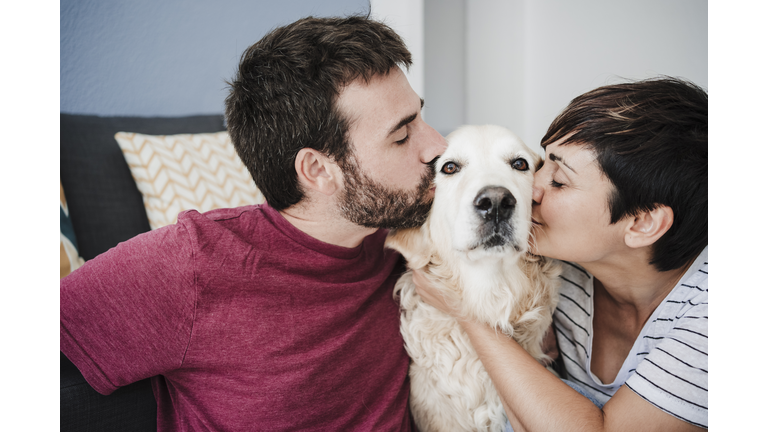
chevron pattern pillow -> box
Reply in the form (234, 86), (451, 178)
(114, 131), (265, 230)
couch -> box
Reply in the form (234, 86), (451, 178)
(60, 113), (227, 431)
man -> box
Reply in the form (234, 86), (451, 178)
(60, 16), (445, 431)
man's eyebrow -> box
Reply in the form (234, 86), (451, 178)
(549, 153), (577, 173)
(387, 99), (425, 136)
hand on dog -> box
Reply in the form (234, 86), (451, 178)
(412, 268), (461, 317)
(414, 269), (560, 367)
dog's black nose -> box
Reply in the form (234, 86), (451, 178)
(473, 186), (516, 223)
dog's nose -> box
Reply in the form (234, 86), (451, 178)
(473, 186), (516, 223)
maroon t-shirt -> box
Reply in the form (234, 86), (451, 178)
(60, 204), (412, 431)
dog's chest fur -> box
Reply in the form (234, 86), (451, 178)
(394, 254), (560, 432)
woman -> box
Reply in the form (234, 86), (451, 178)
(413, 77), (707, 431)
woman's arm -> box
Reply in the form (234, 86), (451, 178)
(412, 269), (704, 432)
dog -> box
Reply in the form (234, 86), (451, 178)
(385, 125), (561, 432)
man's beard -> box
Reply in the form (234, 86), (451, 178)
(337, 154), (434, 229)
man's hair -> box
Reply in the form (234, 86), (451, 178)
(225, 16), (411, 210)
(541, 77), (707, 272)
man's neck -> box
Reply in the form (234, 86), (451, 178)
(279, 203), (377, 249)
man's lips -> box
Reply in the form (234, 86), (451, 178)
(531, 218), (542, 226)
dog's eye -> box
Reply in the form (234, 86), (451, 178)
(441, 162), (460, 175)
(511, 158), (529, 171)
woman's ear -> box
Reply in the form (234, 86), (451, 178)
(624, 205), (674, 248)
(294, 148), (342, 196)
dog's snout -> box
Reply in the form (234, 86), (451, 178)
(473, 186), (516, 223)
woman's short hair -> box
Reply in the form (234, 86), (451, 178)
(225, 16), (411, 210)
(541, 77), (707, 272)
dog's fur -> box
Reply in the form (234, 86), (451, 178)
(385, 125), (561, 432)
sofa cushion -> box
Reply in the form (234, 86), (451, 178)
(60, 114), (226, 260)
(114, 131), (264, 229)
(61, 352), (157, 432)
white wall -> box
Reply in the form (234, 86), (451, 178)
(465, 0), (526, 135)
(370, 0), (425, 99)
(425, 0), (708, 150)
(424, 0), (465, 133)
(521, 0), (707, 150)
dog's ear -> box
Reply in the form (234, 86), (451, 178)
(385, 227), (433, 270)
(532, 152), (544, 173)
(523, 253), (562, 313)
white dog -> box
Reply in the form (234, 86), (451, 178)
(385, 125), (561, 432)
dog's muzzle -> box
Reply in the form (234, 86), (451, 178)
(473, 186), (516, 224)
(472, 186), (518, 249)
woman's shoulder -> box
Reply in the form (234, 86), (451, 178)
(665, 247), (708, 310)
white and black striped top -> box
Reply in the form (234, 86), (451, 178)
(554, 247), (708, 428)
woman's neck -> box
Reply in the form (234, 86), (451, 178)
(580, 250), (692, 320)
(585, 253), (693, 384)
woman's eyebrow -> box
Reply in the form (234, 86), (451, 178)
(548, 153), (577, 173)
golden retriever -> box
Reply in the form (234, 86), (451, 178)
(386, 125), (561, 432)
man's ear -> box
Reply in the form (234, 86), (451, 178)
(624, 205), (674, 249)
(294, 148), (342, 196)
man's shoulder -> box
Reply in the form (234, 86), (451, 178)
(178, 204), (265, 225)
(167, 204), (278, 256)
(175, 204), (268, 235)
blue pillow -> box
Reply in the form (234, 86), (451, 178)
(61, 182), (84, 278)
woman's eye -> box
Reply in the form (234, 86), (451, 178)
(441, 162), (460, 174)
(511, 158), (529, 171)
(550, 179), (564, 188)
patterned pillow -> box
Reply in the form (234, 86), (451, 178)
(114, 131), (265, 229)
(61, 181), (85, 278)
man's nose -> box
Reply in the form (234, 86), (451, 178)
(421, 123), (447, 164)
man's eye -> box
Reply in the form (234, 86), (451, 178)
(396, 135), (410, 145)
(550, 180), (564, 188)
(511, 158), (529, 171)
(441, 162), (460, 175)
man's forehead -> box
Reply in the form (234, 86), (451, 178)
(336, 68), (420, 134)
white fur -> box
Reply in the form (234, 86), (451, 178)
(386, 125), (561, 432)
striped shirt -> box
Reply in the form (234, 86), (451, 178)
(554, 247), (708, 428)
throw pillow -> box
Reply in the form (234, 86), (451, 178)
(61, 181), (85, 278)
(114, 131), (264, 229)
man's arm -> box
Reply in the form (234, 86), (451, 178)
(60, 222), (197, 395)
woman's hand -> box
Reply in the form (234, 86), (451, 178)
(414, 268), (559, 368)
(411, 268), (461, 318)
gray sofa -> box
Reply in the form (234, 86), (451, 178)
(60, 113), (226, 431)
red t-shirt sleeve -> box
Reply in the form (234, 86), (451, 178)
(60, 222), (197, 395)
